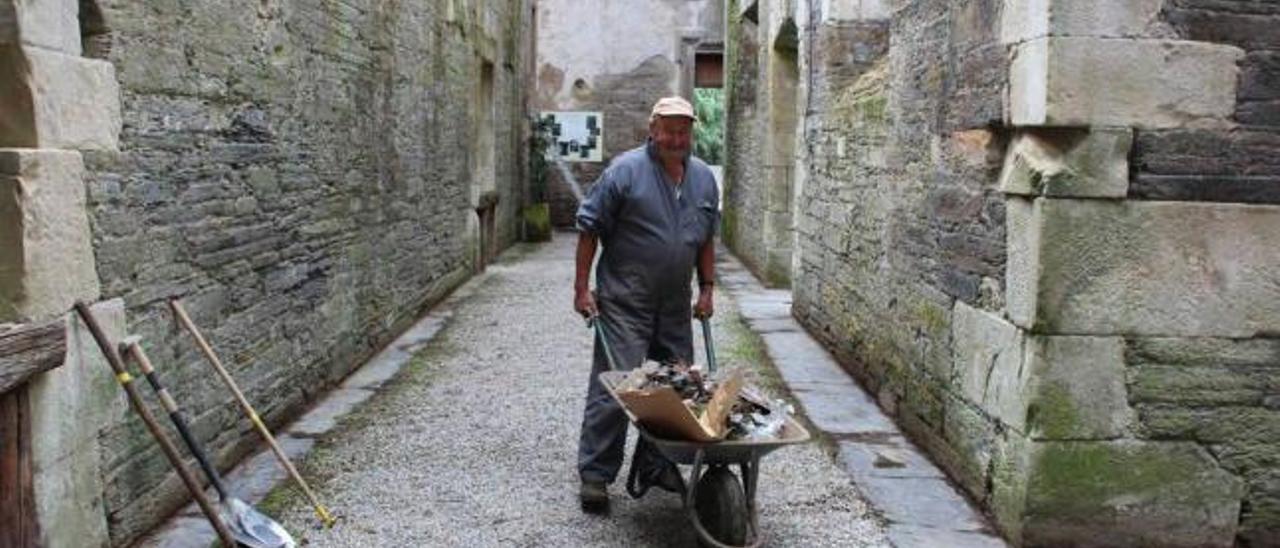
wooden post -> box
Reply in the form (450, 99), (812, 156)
(0, 386), (38, 548)
(0, 319), (64, 548)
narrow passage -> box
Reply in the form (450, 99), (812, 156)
(267, 235), (891, 546)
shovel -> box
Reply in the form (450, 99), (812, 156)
(72, 303), (239, 547)
(119, 337), (296, 548)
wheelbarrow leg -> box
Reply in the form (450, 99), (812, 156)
(738, 453), (763, 546)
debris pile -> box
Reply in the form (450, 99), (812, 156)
(728, 389), (793, 441)
(627, 360), (792, 441)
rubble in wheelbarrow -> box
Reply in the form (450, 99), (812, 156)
(728, 388), (794, 441)
(623, 360), (793, 441)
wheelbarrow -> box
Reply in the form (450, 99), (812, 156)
(590, 316), (811, 548)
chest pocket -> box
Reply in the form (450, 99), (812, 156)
(681, 200), (717, 247)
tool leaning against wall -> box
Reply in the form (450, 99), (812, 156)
(169, 298), (339, 529)
(72, 302), (239, 547)
(119, 336), (296, 548)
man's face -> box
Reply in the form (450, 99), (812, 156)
(650, 116), (694, 162)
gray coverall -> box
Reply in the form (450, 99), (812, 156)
(576, 141), (720, 485)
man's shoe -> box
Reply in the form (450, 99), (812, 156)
(580, 481), (609, 513)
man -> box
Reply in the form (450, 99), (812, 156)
(573, 96), (719, 512)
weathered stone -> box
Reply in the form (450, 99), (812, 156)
(1004, 196), (1038, 329)
(1131, 128), (1280, 204)
(1023, 441), (1244, 547)
(1137, 406), (1280, 447)
(1131, 364), (1275, 408)
(951, 301), (1030, 430)
(1024, 335), (1131, 440)
(820, 0), (891, 22)
(1240, 52), (1280, 102)
(3, 0), (81, 54)
(1008, 198), (1280, 337)
(0, 45), (121, 150)
(33, 446), (108, 548)
(998, 128), (1131, 198)
(1000, 0), (1166, 44)
(1126, 336), (1280, 369)
(28, 299), (123, 548)
(1165, 3), (1280, 51)
(0, 149), (100, 322)
(942, 393), (1001, 498)
(989, 430), (1030, 541)
(1009, 37), (1243, 128)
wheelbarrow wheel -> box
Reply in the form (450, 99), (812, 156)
(694, 465), (748, 547)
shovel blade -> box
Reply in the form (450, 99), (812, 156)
(222, 498), (296, 548)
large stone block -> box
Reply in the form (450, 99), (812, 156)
(952, 302), (1131, 438)
(28, 299), (121, 548)
(0, 149), (100, 322)
(1023, 440), (1244, 547)
(1005, 197), (1039, 329)
(1009, 37), (1243, 129)
(1006, 198), (1280, 337)
(1023, 335), (1131, 439)
(1, 0), (81, 54)
(951, 301), (1031, 430)
(998, 128), (1131, 198)
(1000, 0), (1166, 44)
(0, 45), (121, 151)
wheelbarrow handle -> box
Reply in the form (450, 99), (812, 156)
(587, 314), (621, 372)
(587, 314), (717, 372)
(700, 317), (717, 373)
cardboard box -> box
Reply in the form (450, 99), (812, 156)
(614, 368), (745, 442)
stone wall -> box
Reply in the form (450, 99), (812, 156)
(723, 0), (769, 285)
(68, 1), (534, 544)
(1, 0), (122, 545)
(723, 0), (1280, 545)
(535, 0), (722, 226)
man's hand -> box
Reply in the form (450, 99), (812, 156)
(575, 288), (598, 319)
(693, 287), (714, 319)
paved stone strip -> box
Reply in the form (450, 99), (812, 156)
(716, 249), (1008, 548)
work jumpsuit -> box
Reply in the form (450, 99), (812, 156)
(576, 140), (720, 486)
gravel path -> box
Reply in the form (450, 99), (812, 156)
(269, 235), (891, 547)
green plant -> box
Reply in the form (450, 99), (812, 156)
(528, 115), (555, 203)
(694, 88), (725, 165)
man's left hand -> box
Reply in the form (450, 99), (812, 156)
(694, 289), (714, 319)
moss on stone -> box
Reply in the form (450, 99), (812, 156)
(913, 299), (949, 334)
(1026, 383), (1079, 439)
(1026, 442), (1236, 518)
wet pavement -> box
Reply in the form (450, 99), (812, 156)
(141, 233), (1005, 547)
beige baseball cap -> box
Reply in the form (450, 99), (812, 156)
(649, 96), (698, 122)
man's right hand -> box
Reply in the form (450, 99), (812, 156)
(574, 288), (598, 319)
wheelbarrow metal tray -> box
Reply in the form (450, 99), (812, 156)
(598, 371), (811, 465)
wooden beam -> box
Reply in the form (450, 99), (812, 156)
(0, 319), (66, 395)
(0, 387), (38, 547)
